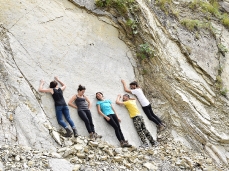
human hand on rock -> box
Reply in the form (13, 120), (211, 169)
(54, 76), (59, 81)
(40, 79), (45, 84)
(105, 116), (110, 121)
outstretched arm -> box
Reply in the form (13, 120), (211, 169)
(68, 95), (78, 109)
(54, 76), (66, 91)
(96, 105), (110, 121)
(121, 79), (132, 93)
(38, 79), (53, 93)
(116, 94), (124, 105)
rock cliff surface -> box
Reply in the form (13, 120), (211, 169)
(1, 0), (229, 170)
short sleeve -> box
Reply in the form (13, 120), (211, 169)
(130, 89), (136, 95)
(107, 100), (112, 104)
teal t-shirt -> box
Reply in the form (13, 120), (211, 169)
(96, 100), (114, 116)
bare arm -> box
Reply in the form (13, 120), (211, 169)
(111, 104), (121, 122)
(68, 95), (77, 109)
(116, 94), (124, 105)
(54, 76), (66, 91)
(84, 96), (91, 109)
(96, 104), (110, 121)
(121, 79), (132, 93)
(38, 79), (53, 93)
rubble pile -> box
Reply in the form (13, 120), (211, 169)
(0, 134), (226, 171)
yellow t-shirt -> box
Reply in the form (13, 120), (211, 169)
(123, 100), (140, 118)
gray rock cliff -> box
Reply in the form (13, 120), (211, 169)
(1, 0), (229, 170)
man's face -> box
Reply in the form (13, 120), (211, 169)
(130, 85), (136, 89)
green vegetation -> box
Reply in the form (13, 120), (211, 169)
(189, 0), (229, 29)
(180, 19), (201, 31)
(137, 43), (155, 59)
(155, 0), (172, 13)
(218, 65), (223, 75)
(215, 75), (223, 90)
(142, 69), (148, 75)
(221, 13), (229, 29)
(126, 19), (138, 34)
(218, 44), (228, 56)
(220, 88), (228, 97)
(215, 66), (228, 97)
(95, 0), (156, 60)
(200, 1), (220, 18)
(180, 19), (215, 35)
(95, 0), (138, 15)
(95, 0), (127, 15)
(155, 0), (179, 18)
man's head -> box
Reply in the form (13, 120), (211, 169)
(123, 94), (130, 101)
(129, 81), (138, 89)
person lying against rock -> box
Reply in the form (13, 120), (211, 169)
(68, 85), (102, 140)
(116, 94), (157, 148)
(95, 92), (132, 148)
(38, 76), (78, 137)
(121, 79), (166, 132)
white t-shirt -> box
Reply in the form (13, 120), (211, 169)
(131, 88), (149, 107)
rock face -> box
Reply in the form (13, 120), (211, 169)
(0, 0), (154, 148)
(1, 0), (229, 169)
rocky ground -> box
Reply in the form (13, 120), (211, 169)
(0, 129), (227, 171)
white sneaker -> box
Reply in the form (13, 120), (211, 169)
(139, 143), (149, 148)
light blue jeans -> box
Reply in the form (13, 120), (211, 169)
(55, 105), (75, 129)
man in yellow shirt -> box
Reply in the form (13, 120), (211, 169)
(116, 94), (157, 147)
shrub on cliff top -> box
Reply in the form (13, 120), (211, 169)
(95, 0), (135, 15)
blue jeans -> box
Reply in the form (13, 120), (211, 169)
(55, 105), (75, 128)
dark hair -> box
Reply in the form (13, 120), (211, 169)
(123, 94), (130, 98)
(95, 92), (103, 100)
(49, 81), (58, 88)
(78, 85), (86, 91)
(129, 81), (138, 87)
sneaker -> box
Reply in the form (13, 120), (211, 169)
(120, 140), (132, 148)
(63, 128), (73, 137)
(151, 141), (159, 147)
(89, 132), (95, 141)
(72, 128), (79, 137)
(94, 132), (102, 139)
(157, 125), (166, 132)
(139, 143), (149, 148)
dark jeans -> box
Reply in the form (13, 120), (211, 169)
(105, 114), (125, 142)
(78, 110), (95, 133)
(142, 104), (162, 125)
(55, 105), (75, 128)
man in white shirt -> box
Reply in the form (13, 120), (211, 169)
(121, 79), (166, 132)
